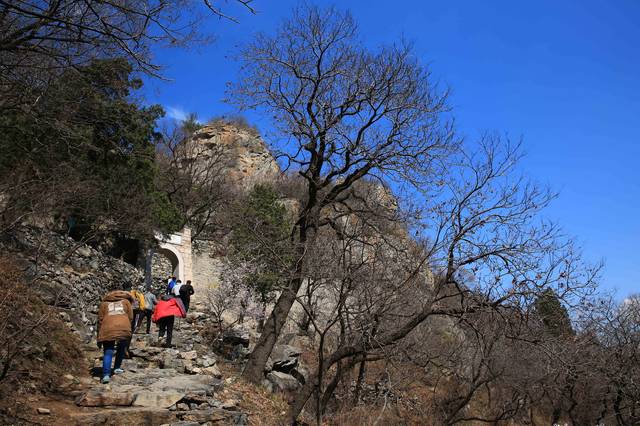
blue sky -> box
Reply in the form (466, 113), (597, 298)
(141, 0), (640, 298)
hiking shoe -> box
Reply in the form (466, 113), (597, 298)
(113, 368), (125, 375)
(101, 376), (110, 384)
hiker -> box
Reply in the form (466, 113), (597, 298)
(129, 287), (146, 331)
(152, 295), (186, 347)
(165, 276), (177, 295)
(172, 279), (183, 297)
(179, 280), (195, 312)
(96, 290), (134, 384)
(142, 289), (158, 334)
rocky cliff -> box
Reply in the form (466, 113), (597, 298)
(189, 121), (280, 189)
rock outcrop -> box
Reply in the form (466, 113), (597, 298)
(189, 121), (280, 189)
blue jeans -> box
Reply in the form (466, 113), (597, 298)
(102, 340), (127, 377)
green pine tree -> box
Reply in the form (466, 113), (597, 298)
(534, 288), (574, 337)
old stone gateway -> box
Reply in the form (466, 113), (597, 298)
(148, 228), (193, 286)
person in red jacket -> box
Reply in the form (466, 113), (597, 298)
(152, 295), (186, 347)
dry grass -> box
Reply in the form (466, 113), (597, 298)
(216, 360), (290, 426)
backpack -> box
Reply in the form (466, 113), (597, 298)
(130, 290), (146, 310)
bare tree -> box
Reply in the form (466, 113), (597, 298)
(0, 0), (255, 84)
(155, 122), (234, 242)
(229, 3), (455, 383)
(283, 138), (599, 424)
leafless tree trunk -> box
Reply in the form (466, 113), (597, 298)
(281, 138), (599, 424)
(230, 3), (454, 384)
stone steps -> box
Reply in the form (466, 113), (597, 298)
(74, 307), (247, 425)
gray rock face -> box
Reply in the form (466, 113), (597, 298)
(189, 122), (280, 189)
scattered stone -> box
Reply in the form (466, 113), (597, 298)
(221, 399), (239, 411)
(176, 403), (190, 411)
(161, 353), (185, 371)
(36, 407), (51, 415)
(197, 356), (216, 368)
(234, 412), (249, 426)
(202, 365), (222, 378)
(184, 363), (202, 375)
(180, 350), (198, 360)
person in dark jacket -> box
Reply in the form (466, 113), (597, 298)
(178, 280), (195, 312)
(97, 290), (133, 384)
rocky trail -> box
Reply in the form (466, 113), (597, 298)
(1, 227), (302, 426)
(26, 301), (259, 426)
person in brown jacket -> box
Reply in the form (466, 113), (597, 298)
(97, 290), (133, 384)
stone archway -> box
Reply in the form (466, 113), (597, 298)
(145, 228), (193, 288)
(155, 245), (183, 281)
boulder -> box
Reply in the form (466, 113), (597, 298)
(266, 371), (301, 392)
(223, 328), (250, 347)
(267, 344), (301, 374)
(150, 374), (218, 395)
(229, 344), (249, 361)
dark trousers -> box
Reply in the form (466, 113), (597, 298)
(180, 296), (191, 313)
(143, 309), (153, 334)
(131, 309), (144, 332)
(158, 316), (175, 346)
(102, 340), (127, 377)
